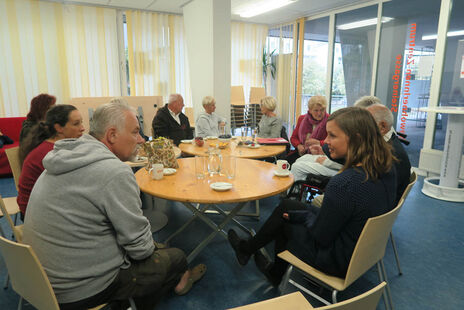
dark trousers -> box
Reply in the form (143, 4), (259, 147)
(243, 199), (318, 280)
(60, 247), (187, 310)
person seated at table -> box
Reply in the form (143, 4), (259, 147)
(152, 93), (193, 145)
(287, 95), (329, 165)
(0, 130), (14, 148)
(17, 105), (84, 220)
(23, 101), (206, 310)
(195, 96), (226, 137)
(257, 96), (283, 139)
(228, 106), (397, 286)
(19, 93), (56, 142)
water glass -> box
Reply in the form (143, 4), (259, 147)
(194, 156), (206, 179)
(222, 156), (236, 179)
(207, 150), (222, 176)
(240, 127), (248, 142)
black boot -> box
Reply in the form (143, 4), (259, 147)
(228, 229), (251, 266)
(254, 252), (282, 287)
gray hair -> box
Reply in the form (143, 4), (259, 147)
(89, 98), (135, 139)
(354, 95), (382, 108)
(168, 94), (182, 104)
(367, 103), (394, 127)
(260, 96), (277, 112)
(202, 96), (215, 107)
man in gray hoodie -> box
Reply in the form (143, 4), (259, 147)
(23, 101), (205, 310)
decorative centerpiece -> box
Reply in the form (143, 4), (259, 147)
(142, 137), (179, 169)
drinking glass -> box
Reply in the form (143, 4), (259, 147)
(207, 149), (222, 176)
(240, 127), (248, 142)
(194, 156), (206, 179)
(222, 155), (236, 179)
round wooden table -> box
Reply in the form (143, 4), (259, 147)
(179, 140), (285, 159)
(135, 157), (294, 261)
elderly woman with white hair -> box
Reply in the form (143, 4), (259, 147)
(195, 96), (226, 137)
(257, 96), (283, 138)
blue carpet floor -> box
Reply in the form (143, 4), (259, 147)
(1, 174), (463, 309)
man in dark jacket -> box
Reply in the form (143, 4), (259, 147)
(152, 94), (193, 145)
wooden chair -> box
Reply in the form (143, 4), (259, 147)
(248, 87), (266, 128)
(5, 146), (21, 191)
(228, 282), (386, 310)
(278, 199), (406, 310)
(389, 171), (418, 275)
(0, 195), (23, 243)
(0, 235), (111, 310)
(231, 86), (250, 132)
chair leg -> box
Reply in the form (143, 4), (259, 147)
(390, 232), (403, 275)
(279, 265), (293, 295)
(381, 259), (394, 310)
(377, 262), (390, 310)
(17, 296), (23, 310)
(129, 297), (137, 310)
(331, 290), (338, 304)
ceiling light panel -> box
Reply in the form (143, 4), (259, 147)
(337, 17), (393, 30)
(233, 0), (298, 18)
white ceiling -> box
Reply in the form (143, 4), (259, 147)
(49, 0), (374, 25)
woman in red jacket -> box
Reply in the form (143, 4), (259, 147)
(287, 95), (329, 165)
(17, 105), (84, 219)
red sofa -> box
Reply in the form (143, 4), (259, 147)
(0, 117), (26, 176)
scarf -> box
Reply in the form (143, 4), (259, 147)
(298, 112), (329, 144)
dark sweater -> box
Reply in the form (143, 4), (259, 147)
(297, 166), (397, 277)
(152, 105), (193, 145)
(390, 133), (411, 204)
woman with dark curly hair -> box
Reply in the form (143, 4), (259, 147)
(19, 93), (57, 142)
(228, 107), (397, 285)
(17, 105), (84, 219)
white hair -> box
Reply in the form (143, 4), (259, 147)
(202, 96), (215, 107)
(168, 94), (183, 104)
(89, 99), (135, 139)
(354, 96), (382, 108)
(367, 103), (394, 127)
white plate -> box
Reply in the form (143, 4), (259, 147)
(163, 168), (177, 175)
(206, 136), (218, 140)
(135, 156), (147, 162)
(210, 182), (233, 191)
(274, 170), (291, 177)
(181, 139), (193, 144)
(246, 144), (261, 149)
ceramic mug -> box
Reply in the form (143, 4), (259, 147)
(276, 160), (290, 173)
(152, 163), (164, 180)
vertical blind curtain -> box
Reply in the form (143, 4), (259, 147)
(0, 0), (120, 117)
(231, 22), (268, 103)
(126, 11), (192, 106)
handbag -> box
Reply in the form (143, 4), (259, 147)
(142, 137), (179, 169)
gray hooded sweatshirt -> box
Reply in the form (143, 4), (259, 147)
(23, 134), (155, 303)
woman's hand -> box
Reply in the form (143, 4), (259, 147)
(309, 144), (323, 155)
(283, 213), (289, 220)
(297, 144), (306, 155)
(316, 156), (326, 164)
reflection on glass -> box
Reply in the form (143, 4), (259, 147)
(301, 17), (329, 114)
(332, 5), (378, 110)
(375, 0), (440, 167)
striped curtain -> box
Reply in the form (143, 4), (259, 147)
(231, 22), (268, 103)
(126, 11), (192, 106)
(0, 0), (120, 117)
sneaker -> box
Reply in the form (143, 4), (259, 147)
(227, 229), (251, 266)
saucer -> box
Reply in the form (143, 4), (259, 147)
(274, 170), (291, 177)
(210, 182), (233, 191)
(246, 144), (261, 149)
(181, 139), (193, 144)
(163, 168), (177, 175)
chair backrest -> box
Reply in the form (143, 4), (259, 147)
(5, 146), (21, 191)
(344, 199), (405, 286)
(231, 86), (246, 106)
(400, 171), (417, 202)
(184, 107), (195, 127)
(0, 195), (22, 242)
(0, 235), (60, 310)
(317, 282), (385, 310)
(227, 291), (312, 310)
(249, 87), (266, 105)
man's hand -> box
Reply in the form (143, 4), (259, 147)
(283, 213), (289, 220)
(315, 156), (326, 164)
(309, 144), (323, 155)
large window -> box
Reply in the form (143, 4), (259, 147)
(376, 0), (441, 167)
(301, 17), (329, 114)
(432, 0), (464, 150)
(332, 5), (378, 109)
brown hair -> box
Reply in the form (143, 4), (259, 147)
(26, 94), (56, 122)
(328, 107), (393, 181)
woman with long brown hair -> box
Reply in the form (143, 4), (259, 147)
(228, 107), (397, 285)
(19, 93), (56, 142)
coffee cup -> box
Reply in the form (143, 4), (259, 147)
(152, 163), (164, 180)
(276, 160), (290, 173)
